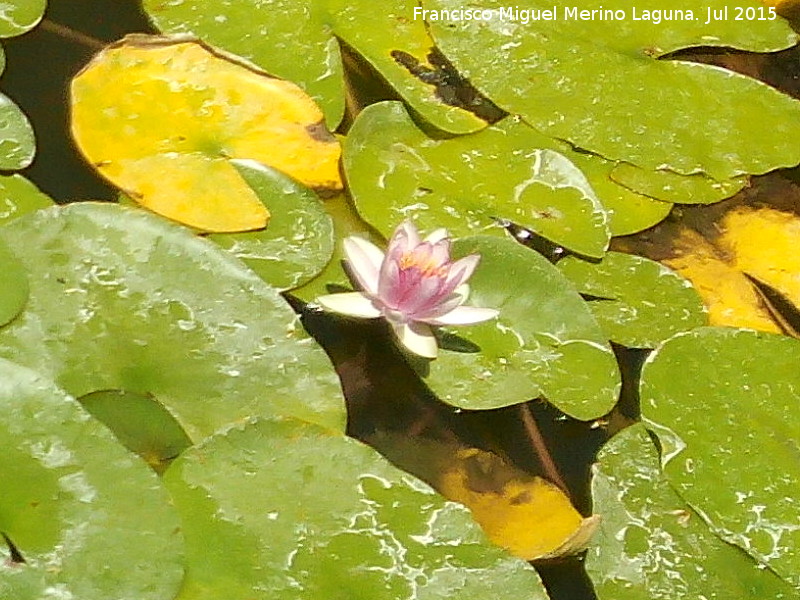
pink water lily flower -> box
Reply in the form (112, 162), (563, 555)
(316, 221), (498, 359)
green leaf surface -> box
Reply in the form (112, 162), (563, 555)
(641, 328), (800, 587)
(208, 160), (335, 291)
(163, 416), (548, 600)
(345, 102), (611, 258)
(558, 251), (707, 348)
(330, 0), (489, 134)
(412, 235), (620, 419)
(0, 238), (27, 328)
(78, 389), (193, 475)
(0, 93), (35, 170)
(587, 424), (796, 599)
(426, 0), (800, 179)
(0, 0), (45, 38)
(142, 0), (344, 127)
(347, 100), (674, 240)
(566, 153), (673, 236)
(0, 174), (54, 226)
(292, 192), (383, 302)
(0, 359), (184, 600)
(0, 203), (345, 439)
(610, 163), (749, 204)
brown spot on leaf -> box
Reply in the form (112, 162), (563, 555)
(390, 47), (506, 123)
(510, 490), (532, 505)
(304, 120), (337, 143)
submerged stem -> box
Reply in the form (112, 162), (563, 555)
(519, 403), (569, 494)
(40, 19), (105, 51)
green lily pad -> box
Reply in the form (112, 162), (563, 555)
(0, 174), (54, 226)
(330, 0), (490, 134)
(586, 424), (795, 599)
(347, 100), (674, 240)
(426, 0), (800, 179)
(0, 238), (27, 328)
(142, 0), (344, 127)
(566, 152), (673, 236)
(345, 102), (611, 258)
(0, 203), (345, 439)
(163, 416), (548, 600)
(610, 163), (749, 204)
(0, 0), (45, 38)
(413, 235), (620, 419)
(78, 389), (193, 475)
(558, 252), (707, 348)
(208, 160), (335, 291)
(640, 327), (800, 587)
(0, 359), (184, 600)
(0, 93), (35, 170)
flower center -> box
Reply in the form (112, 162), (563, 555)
(399, 251), (447, 278)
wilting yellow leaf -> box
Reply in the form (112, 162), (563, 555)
(663, 228), (780, 332)
(720, 207), (800, 304)
(71, 35), (342, 232)
(437, 448), (597, 560)
(760, 0), (795, 7)
(657, 206), (800, 333)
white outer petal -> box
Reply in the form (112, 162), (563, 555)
(343, 236), (384, 295)
(424, 306), (499, 326)
(392, 321), (438, 358)
(397, 221), (421, 248)
(316, 292), (382, 318)
(424, 228), (449, 244)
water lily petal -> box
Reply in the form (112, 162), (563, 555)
(428, 238), (452, 266)
(316, 292), (382, 318)
(388, 221), (419, 255)
(386, 231), (408, 261)
(406, 242), (433, 268)
(414, 290), (468, 320)
(378, 254), (403, 307)
(402, 271), (451, 317)
(445, 254), (480, 291)
(424, 305), (499, 326)
(343, 236), (384, 295)
(392, 320), (438, 358)
(397, 220), (421, 248)
(424, 228), (449, 244)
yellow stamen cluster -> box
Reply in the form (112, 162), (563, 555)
(399, 250), (447, 277)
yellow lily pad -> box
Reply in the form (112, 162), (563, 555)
(71, 35), (342, 232)
(761, 0), (797, 7)
(437, 448), (597, 561)
(721, 206), (800, 302)
(663, 228), (780, 333)
(666, 206), (800, 333)
(366, 433), (598, 561)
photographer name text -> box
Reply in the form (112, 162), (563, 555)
(413, 5), (778, 25)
